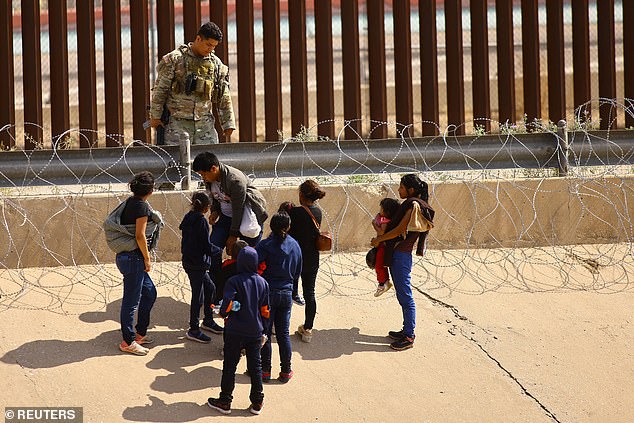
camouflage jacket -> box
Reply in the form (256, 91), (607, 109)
(150, 43), (235, 130)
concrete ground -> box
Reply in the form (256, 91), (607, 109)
(0, 251), (633, 423)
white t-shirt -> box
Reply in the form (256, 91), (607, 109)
(209, 181), (233, 217)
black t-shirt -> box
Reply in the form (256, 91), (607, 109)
(288, 205), (322, 269)
(120, 197), (153, 249)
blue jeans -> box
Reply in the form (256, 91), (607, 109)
(184, 268), (215, 331)
(220, 333), (264, 405)
(261, 290), (292, 373)
(116, 251), (157, 344)
(389, 251), (416, 338)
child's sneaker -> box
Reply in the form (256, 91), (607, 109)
(186, 330), (211, 344)
(388, 329), (405, 340)
(201, 320), (224, 334)
(390, 336), (415, 351)
(374, 280), (393, 297)
(207, 397), (231, 415)
(292, 294), (305, 306)
(278, 370), (294, 383)
(134, 333), (154, 345)
(262, 371), (271, 383)
(119, 340), (149, 356)
(249, 402), (263, 415)
(296, 324), (313, 343)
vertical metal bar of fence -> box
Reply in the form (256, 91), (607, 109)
(571, 0), (591, 118)
(445, 0), (465, 134)
(76, 0), (97, 147)
(236, 0), (256, 142)
(315, 0), (335, 139)
(470, 0), (490, 131)
(48, 0), (70, 146)
(210, 0), (229, 142)
(157, 0), (175, 59)
(624, 1), (634, 128)
(21, 0), (43, 149)
(419, 0), (439, 135)
(367, 0), (387, 138)
(0, 2), (15, 149)
(521, 0), (541, 126)
(496, 0), (515, 125)
(183, 1), (202, 42)
(130, 0), (151, 143)
(340, 0), (361, 140)
(289, 0), (308, 137)
(393, 0), (413, 136)
(103, 0), (123, 146)
(546, 0), (566, 124)
(263, 1), (282, 142)
(597, 0), (616, 129)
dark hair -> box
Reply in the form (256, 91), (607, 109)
(231, 239), (248, 259)
(192, 152), (220, 172)
(278, 201), (295, 213)
(400, 174), (429, 201)
(129, 171), (155, 196)
(379, 198), (400, 219)
(270, 212), (291, 240)
(198, 22), (223, 42)
(191, 191), (211, 213)
(299, 179), (326, 202)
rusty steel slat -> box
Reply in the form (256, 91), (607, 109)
(315, 0), (335, 139)
(157, 0), (175, 59)
(236, 0), (256, 142)
(470, 0), (490, 130)
(571, 0), (591, 116)
(48, 0), (70, 145)
(0, 1), (15, 148)
(103, 0), (123, 146)
(367, 0), (387, 138)
(21, 0), (43, 149)
(546, 0), (566, 124)
(210, 0), (228, 64)
(393, 0), (413, 136)
(130, 0), (151, 143)
(445, 0), (465, 134)
(289, 0), (308, 136)
(419, 0), (439, 135)
(496, 0), (515, 124)
(598, 0), (617, 129)
(76, 0), (98, 147)
(341, 0), (361, 139)
(624, 1), (634, 128)
(263, 0), (282, 141)
(521, 0), (541, 125)
(183, 0), (201, 42)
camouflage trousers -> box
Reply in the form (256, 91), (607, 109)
(164, 115), (219, 145)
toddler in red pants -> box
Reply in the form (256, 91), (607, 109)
(371, 198), (400, 297)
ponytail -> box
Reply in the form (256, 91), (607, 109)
(270, 212), (291, 240)
(400, 174), (429, 201)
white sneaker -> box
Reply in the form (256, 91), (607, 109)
(374, 280), (393, 297)
(296, 324), (313, 343)
(119, 340), (149, 356)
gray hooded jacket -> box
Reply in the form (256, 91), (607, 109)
(103, 199), (164, 253)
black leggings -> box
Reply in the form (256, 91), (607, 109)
(301, 266), (319, 330)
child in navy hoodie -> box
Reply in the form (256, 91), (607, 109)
(179, 191), (222, 343)
(207, 246), (270, 415)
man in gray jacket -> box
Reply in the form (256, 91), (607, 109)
(192, 152), (268, 257)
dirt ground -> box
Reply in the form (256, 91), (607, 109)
(0, 252), (633, 422)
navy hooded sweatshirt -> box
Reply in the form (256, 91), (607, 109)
(221, 247), (270, 338)
(255, 234), (302, 291)
(179, 210), (222, 271)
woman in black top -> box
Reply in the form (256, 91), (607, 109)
(288, 179), (326, 343)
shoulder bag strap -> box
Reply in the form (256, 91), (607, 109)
(301, 205), (320, 230)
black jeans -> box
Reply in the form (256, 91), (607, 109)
(220, 333), (264, 405)
(184, 268), (215, 330)
(301, 266), (318, 330)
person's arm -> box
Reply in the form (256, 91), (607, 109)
(199, 218), (222, 257)
(259, 282), (270, 320)
(215, 62), (236, 134)
(220, 276), (238, 318)
(135, 216), (151, 272)
(370, 208), (413, 247)
(149, 54), (175, 124)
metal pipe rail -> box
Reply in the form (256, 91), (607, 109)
(0, 130), (633, 188)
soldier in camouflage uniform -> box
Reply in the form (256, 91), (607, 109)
(150, 22), (235, 145)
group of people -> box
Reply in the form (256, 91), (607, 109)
(108, 19), (436, 417)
